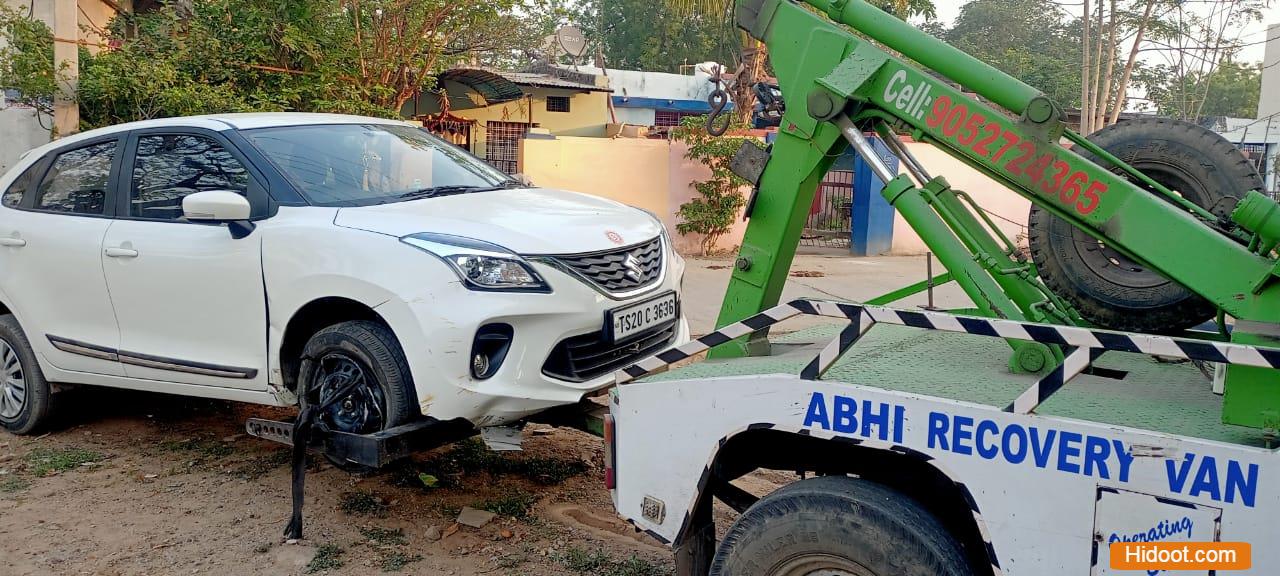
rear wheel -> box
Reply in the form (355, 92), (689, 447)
(0, 314), (55, 435)
(298, 320), (416, 471)
(1028, 118), (1261, 333)
(709, 476), (974, 576)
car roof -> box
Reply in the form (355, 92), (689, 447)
(19, 112), (414, 164)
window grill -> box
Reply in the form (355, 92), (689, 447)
(654, 110), (697, 128)
(1240, 143), (1269, 178)
(546, 96), (571, 113)
(484, 121), (529, 174)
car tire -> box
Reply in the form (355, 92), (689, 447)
(297, 320), (416, 471)
(0, 314), (56, 435)
(1028, 118), (1261, 333)
(709, 475), (974, 576)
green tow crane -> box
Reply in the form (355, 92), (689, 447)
(711, 0), (1280, 429)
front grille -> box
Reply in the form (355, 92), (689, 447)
(552, 237), (663, 293)
(543, 322), (677, 382)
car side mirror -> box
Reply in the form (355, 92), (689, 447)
(183, 191), (255, 239)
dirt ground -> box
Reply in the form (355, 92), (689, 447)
(0, 387), (751, 576)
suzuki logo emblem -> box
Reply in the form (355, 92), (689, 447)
(623, 254), (643, 282)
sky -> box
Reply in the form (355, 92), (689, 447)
(926, 0), (1279, 64)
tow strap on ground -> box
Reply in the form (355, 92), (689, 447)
(282, 376), (362, 540)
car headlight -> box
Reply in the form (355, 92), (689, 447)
(400, 232), (550, 293)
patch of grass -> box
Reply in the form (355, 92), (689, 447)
(339, 490), (387, 516)
(232, 449), (292, 479)
(379, 550), (422, 572)
(476, 489), (538, 520)
(306, 543), (345, 573)
(560, 547), (672, 576)
(359, 526), (407, 547)
(160, 436), (234, 458)
(25, 447), (103, 476)
(0, 475), (31, 494)
(394, 438), (588, 490)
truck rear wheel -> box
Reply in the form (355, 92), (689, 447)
(1028, 118), (1261, 333)
(709, 475), (973, 576)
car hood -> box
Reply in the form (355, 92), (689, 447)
(333, 188), (662, 254)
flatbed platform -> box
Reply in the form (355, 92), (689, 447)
(645, 322), (1272, 447)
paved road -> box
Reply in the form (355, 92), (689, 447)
(680, 252), (974, 335)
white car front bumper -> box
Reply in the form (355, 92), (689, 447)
(390, 246), (689, 427)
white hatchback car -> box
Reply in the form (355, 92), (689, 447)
(0, 113), (688, 436)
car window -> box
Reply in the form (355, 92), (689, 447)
(131, 134), (250, 220)
(243, 124), (513, 207)
(2, 160), (40, 208)
(34, 140), (117, 215)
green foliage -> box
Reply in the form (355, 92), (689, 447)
(379, 551), (422, 572)
(671, 116), (761, 255)
(5, 0), (550, 130)
(306, 543), (345, 573)
(0, 6), (61, 117)
(559, 546), (672, 576)
(476, 489), (539, 519)
(25, 447), (103, 476)
(339, 490), (389, 516)
(575, 0), (735, 73)
(1135, 59), (1261, 120)
(359, 526), (408, 547)
(394, 437), (586, 489)
(0, 475), (31, 494)
(939, 0), (1088, 107)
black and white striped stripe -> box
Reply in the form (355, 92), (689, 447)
(614, 298), (1280, 386)
(1005, 347), (1106, 414)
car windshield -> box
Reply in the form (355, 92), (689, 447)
(243, 123), (516, 206)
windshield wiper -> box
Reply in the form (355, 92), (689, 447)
(398, 185), (485, 199)
(399, 180), (525, 199)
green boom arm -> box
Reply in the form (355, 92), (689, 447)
(714, 0), (1280, 427)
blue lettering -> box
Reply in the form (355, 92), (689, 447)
(893, 405), (905, 443)
(1225, 460), (1258, 507)
(928, 412), (949, 450)
(803, 392), (830, 430)
(861, 401), (891, 441)
(952, 415), (974, 456)
(1190, 455), (1222, 502)
(1113, 440), (1133, 482)
(975, 420), (999, 460)
(833, 395), (858, 434)
(1166, 453), (1195, 494)
(1002, 424), (1028, 464)
(1083, 435), (1111, 479)
(1057, 431), (1082, 474)
(1030, 427), (1057, 468)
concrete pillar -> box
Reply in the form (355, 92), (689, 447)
(1260, 24), (1280, 121)
(52, 0), (78, 137)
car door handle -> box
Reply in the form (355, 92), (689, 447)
(105, 247), (139, 258)
(0, 237), (26, 247)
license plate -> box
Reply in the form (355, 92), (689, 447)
(608, 292), (679, 342)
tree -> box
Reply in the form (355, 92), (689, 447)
(649, 0), (936, 124)
(3, 0), (548, 132)
(671, 116), (760, 255)
(1135, 58), (1261, 119)
(943, 0), (1086, 107)
(0, 6), (60, 120)
(573, 0), (735, 73)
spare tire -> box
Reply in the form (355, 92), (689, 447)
(1028, 117), (1261, 333)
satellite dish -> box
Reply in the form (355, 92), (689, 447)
(555, 26), (588, 60)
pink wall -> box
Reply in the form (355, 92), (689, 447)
(519, 136), (1027, 256)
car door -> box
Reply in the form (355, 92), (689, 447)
(0, 137), (126, 376)
(101, 129), (269, 390)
